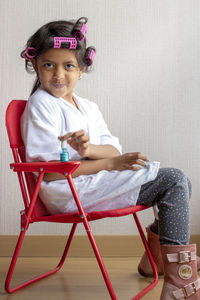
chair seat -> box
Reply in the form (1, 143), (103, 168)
(29, 205), (150, 224)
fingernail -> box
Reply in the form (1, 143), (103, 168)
(76, 138), (79, 143)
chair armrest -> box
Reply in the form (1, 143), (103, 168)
(10, 161), (80, 176)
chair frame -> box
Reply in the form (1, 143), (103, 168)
(5, 100), (158, 299)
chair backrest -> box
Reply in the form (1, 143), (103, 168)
(6, 100), (26, 151)
(6, 100), (49, 217)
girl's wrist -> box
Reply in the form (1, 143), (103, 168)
(82, 144), (91, 158)
(105, 157), (113, 171)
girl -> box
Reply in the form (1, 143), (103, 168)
(21, 17), (200, 299)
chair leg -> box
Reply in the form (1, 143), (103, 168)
(82, 217), (118, 300)
(131, 212), (158, 299)
(5, 223), (77, 293)
(57, 223), (77, 270)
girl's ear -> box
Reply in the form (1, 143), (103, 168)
(31, 59), (38, 72)
(79, 67), (86, 79)
(79, 69), (85, 80)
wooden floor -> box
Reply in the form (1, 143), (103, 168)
(0, 257), (163, 300)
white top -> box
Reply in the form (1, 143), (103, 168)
(21, 87), (160, 214)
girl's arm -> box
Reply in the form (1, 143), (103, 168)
(44, 158), (110, 181)
(44, 152), (148, 181)
(81, 144), (120, 159)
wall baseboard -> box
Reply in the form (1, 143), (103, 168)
(1, 235), (200, 257)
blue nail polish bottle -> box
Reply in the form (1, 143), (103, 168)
(60, 140), (69, 162)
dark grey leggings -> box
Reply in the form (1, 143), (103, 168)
(136, 168), (192, 245)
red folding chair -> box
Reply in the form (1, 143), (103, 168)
(5, 100), (158, 299)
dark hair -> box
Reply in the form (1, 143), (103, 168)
(21, 17), (96, 95)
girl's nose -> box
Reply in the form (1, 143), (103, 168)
(53, 67), (64, 80)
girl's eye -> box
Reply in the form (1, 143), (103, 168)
(44, 63), (53, 68)
(65, 64), (74, 70)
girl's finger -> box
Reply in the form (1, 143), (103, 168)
(71, 130), (85, 139)
(78, 135), (90, 143)
(134, 159), (147, 168)
(126, 154), (148, 166)
(126, 165), (140, 171)
(59, 129), (85, 141)
(129, 152), (148, 162)
(58, 132), (74, 141)
(132, 166), (140, 171)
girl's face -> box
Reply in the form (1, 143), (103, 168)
(32, 48), (82, 103)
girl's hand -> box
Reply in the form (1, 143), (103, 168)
(108, 152), (148, 171)
(59, 130), (90, 158)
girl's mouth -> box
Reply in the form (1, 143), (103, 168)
(52, 83), (66, 89)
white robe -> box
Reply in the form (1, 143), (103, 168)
(21, 88), (160, 214)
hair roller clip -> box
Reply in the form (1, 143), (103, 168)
(84, 48), (95, 66)
(74, 23), (87, 41)
(23, 47), (36, 60)
(54, 37), (77, 49)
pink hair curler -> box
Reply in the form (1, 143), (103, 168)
(23, 47), (36, 60)
(74, 23), (87, 41)
(54, 37), (77, 49)
(84, 49), (95, 66)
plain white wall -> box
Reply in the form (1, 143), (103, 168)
(1, 0), (200, 235)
